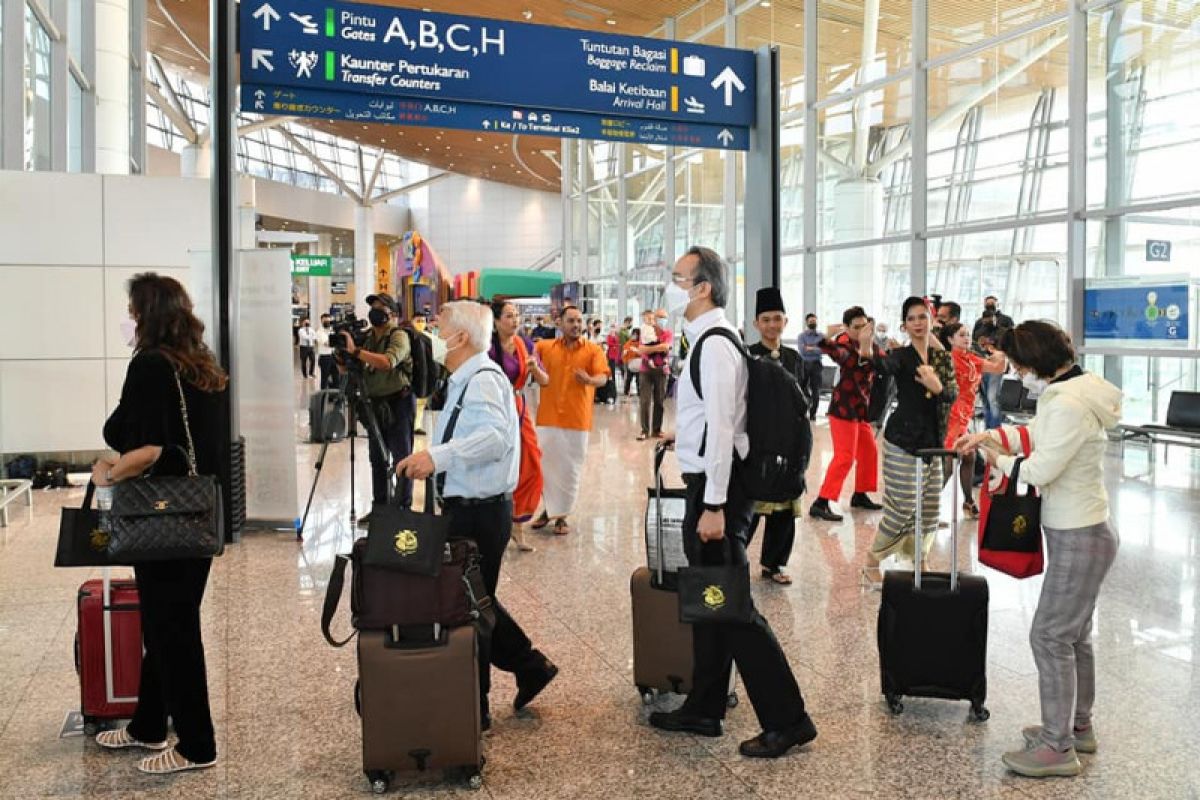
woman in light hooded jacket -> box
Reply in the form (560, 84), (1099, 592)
(957, 320), (1122, 780)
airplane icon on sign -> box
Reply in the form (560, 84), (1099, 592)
(289, 12), (318, 34)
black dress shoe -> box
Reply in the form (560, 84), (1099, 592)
(739, 716), (818, 758)
(850, 493), (884, 510)
(648, 709), (723, 738)
(513, 657), (559, 711)
(808, 499), (843, 522)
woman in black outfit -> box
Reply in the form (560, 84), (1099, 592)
(92, 273), (226, 775)
(869, 296), (957, 562)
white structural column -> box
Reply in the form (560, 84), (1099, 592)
(310, 233), (334, 319)
(910, 0), (929, 298)
(832, 179), (885, 316)
(561, 139), (574, 280)
(1066, 0), (1087, 345)
(94, 0), (131, 174)
(617, 143), (629, 320)
(354, 204), (375, 317)
(852, 0), (882, 172)
(181, 141), (212, 178)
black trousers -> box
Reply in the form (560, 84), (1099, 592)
(623, 367), (638, 396)
(317, 354), (337, 389)
(367, 390), (415, 507)
(443, 499), (543, 710)
(299, 346), (315, 377)
(749, 509), (797, 571)
(680, 472), (807, 732)
(800, 360), (823, 417)
(127, 558), (215, 764)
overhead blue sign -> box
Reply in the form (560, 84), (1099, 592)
(240, 0), (756, 127)
(1084, 283), (1189, 342)
(242, 85), (749, 150)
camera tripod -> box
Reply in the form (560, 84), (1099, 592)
(297, 367), (391, 541)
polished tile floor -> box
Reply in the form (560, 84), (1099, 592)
(2, 380), (1199, 798)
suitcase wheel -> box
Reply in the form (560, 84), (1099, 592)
(468, 773), (483, 790)
(367, 771), (390, 794)
(885, 695), (904, 715)
(637, 686), (655, 705)
(971, 703), (990, 723)
(726, 692), (738, 709)
(83, 718), (99, 736)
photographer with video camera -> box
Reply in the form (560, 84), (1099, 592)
(337, 293), (415, 523)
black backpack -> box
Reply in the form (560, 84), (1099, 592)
(690, 327), (812, 503)
(399, 328), (437, 400)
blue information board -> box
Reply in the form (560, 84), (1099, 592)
(1084, 283), (1189, 342)
(242, 85), (749, 150)
(240, 0), (756, 127)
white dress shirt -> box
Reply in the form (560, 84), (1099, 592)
(316, 326), (334, 357)
(676, 308), (749, 506)
(297, 326), (316, 347)
(428, 350), (520, 499)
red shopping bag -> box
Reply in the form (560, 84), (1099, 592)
(977, 426), (1045, 579)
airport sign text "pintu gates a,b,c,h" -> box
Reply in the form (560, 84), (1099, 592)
(239, 0), (756, 128)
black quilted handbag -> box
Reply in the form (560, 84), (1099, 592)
(106, 370), (225, 562)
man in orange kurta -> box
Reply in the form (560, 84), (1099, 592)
(531, 305), (610, 535)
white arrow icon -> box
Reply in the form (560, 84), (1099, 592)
(251, 48), (274, 72)
(254, 89), (266, 101)
(252, 3), (280, 31)
(711, 66), (746, 107)
(483, 120), (491, 129)
(717, 129), (733, 147)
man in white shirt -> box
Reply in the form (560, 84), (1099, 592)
(648, 246), (817, 759)
(297, 318), (316, 380)
(316, 314), (337, 389)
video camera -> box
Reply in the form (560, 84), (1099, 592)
(330, 312), (369, 351)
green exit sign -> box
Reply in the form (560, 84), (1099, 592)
(291, 255), (332, 277)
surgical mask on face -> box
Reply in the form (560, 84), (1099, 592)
(1021, 371), (1047, 395)
(367, 308), (389, 327)
(412, 319), (427, 333)
(436, 331), (466, 365)
(807, 322), (817, 331)
(985, 304), (997, 312)
(663, 282), (692, 316)
(120, 318), (138, 348)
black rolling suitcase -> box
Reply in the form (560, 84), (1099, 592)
(877, 448), (990, 721)
(309, 389), (347, 443)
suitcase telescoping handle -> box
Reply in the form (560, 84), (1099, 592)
(653, 441), (673, 584)
(914, 448), (960, 592)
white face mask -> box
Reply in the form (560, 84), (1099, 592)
(1021, 371), (1047, 395)
(663, 282), (692, 316)
(435, 330), (466, 366)
(120, 318), (138, 348)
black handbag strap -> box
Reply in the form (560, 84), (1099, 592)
(321, 554), (356, 648)
(81, 480), (96, 510)
(170, 369), (199, 478)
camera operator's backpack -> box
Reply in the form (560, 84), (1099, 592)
(401, 328), (437, 400)
(689, 327), (812, 503)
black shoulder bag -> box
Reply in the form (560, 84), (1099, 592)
(105, 370), (225, 562)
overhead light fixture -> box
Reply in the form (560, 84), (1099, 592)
(475, 136), (483, 142)
(522, 9), (533, 20)
(605, 18), (617, 25)
(361, 125), (368, 130)
(760, 1), (770, 7)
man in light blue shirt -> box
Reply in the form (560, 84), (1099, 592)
(397, 301), (558, 730)
(796, 313), (824, 420)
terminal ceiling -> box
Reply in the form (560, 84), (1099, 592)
(150, 1), (1099, 194)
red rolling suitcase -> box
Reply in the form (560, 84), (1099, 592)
(877, 448), (990, 722)
(76, 571), (142, 733)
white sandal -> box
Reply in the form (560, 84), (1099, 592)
(137, 747), (216, 775)
(95, 727), (169, 751)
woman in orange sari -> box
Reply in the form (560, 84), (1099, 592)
(490, 301), (547, 551)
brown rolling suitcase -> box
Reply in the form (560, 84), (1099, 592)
(631, 443), (737, 707)
(356, 625), (484, 795)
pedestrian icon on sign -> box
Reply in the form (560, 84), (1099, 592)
(289, 50), (319, 79)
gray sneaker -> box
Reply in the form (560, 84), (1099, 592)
(1022, 725), (1097, 754)
(1002, 744), (1082, 778)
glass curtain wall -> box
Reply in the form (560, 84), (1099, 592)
(558, 0), (1198, 419)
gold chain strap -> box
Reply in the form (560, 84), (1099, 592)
(172, 369), (199, 477)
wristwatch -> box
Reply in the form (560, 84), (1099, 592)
(703, 503), (725, 513)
